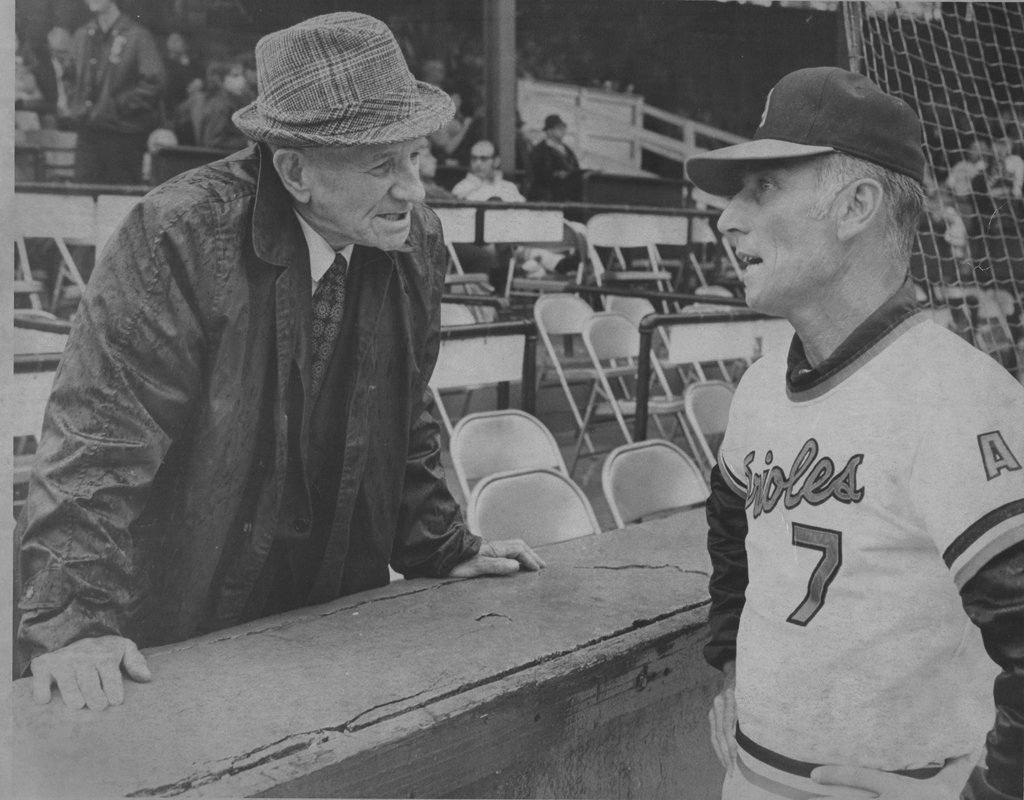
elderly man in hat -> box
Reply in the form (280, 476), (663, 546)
(17, 13), (545, 712)
(687, 68), (1023, 800)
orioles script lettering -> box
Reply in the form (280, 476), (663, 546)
(743, 438), (865, 518)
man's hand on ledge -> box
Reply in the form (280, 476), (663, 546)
(31, 635), (152, 711)
(447, 539), (547, 578)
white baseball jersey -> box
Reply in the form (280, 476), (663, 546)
(718, 313), (1024, 770)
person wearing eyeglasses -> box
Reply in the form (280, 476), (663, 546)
(451, 139), (525, 203)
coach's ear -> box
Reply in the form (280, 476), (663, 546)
(835, 177), (884, 242)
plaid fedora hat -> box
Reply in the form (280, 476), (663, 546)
(686, 67), (924, 197)
(233, 12), (455, 147)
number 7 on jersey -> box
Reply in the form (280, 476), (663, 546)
(786, 523), (843, 626)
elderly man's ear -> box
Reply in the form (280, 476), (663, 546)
(273, 148), (312, 203)
(836, 178), (884, 242)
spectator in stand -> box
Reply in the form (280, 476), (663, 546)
(451, 140), (525, 202)
(418, 147), (455, 203)
(428, 88), (483, 167)
(32, 27), (76, 129)
(15, 37), (46, 122)
(987, 134), (1024, 208)
(195, 55), (254, 151)
(68, 0), (166, 184)
(527, 113), (582, 203)
(162, 32), (203, 122)
(945, 137), (991, 236)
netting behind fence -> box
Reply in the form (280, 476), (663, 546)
(846, 2), (1024, 379)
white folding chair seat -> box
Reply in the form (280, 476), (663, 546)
(467, 467), (602, 546)
(683, 380), (735, 477)
(601, 439), (709, 528)
(449, 409), (567, 499)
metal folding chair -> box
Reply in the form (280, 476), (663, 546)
(449, 409), (567, 499)
(533, 293), (600, 457)
(682, 380), (735, 477)
(577, 312), (688, 470)
(601, 439), (709, 528)
(467, 467), (602, 545)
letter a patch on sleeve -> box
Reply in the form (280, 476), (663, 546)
(978, 431), (1022, 481)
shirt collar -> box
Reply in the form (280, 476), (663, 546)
(786, 281), (920, 395)
(293, 211), (354, 285)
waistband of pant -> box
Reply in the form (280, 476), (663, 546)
(735, 724), (944, 780)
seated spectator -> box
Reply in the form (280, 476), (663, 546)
(15, 33), (46, 117)
(451, 140), (525, 202)
(945, 137), (991, 235)
(527, 114), (582, 202)
(987, 134), (1024, 203)
(428, 89), (482, 166)
(33, 27), (76, 129)
(418, 147), (455, 203)
(163, 32), (203, 116)
(141, 127), (177, 184)
(195, 56), (253, 150)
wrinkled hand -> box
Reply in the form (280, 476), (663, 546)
(31, 635), (152, 711)
(709, 660), (738, 776)
(447, 539), (547, 578)
(810, 751), (978, 800)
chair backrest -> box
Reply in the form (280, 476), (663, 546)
(582, 312), (640, 363)
(482, 207), (564, 244)
(467, 467), (602, 545)
(534, 293), (595, 337)
(684, 380), (735, 470)
(665, 315), (794, 365)
(440, 302), (478, 327)
(584, 213), (689, 249)
(604, 295), (657, 328)
(433, 206), (477, 244)
(11, 370), (58, 442)
(450, 410), (567, 498)
(601, 439), (709, 528)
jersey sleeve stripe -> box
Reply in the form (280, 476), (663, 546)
(717, 450), (747, 497)
(944, 499), (1024, 589)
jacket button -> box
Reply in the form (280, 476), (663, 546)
(293, 518), (310, 533)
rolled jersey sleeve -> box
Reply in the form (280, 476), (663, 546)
(17, 204), (205, 668)
(960, 541), (1024, 800)
(704, 464), (749, 671)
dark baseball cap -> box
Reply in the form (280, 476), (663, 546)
(686, 67), (925, 197)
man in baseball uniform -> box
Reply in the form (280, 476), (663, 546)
(686, 67), (1022, 800)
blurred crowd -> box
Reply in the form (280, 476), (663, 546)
(14, 3), (586, 199)
(14, 0), (257, 184)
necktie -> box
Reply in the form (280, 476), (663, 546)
(310, 252), (348, 398)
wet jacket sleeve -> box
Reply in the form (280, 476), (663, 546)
(704, 464), (749, 671)
(959, 541), (1024, 800)
(17, 206), (205, 666)
(389, 219), (482, 578)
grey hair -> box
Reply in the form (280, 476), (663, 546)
(809, 152), (924, 262)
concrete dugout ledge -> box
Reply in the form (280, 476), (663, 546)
(12, 512), (724, 798)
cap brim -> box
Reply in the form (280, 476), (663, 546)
(685, 138), (835, 197)
(233, 80), (455, 147)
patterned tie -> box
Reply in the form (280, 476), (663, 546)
(310, 252), (348, 398)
